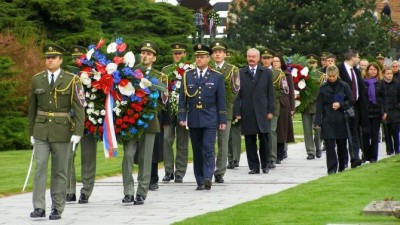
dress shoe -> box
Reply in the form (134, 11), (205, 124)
(268, 161), (276, 169)
(174, 175), (183, 183)
(30, 208), (45, 218)
(215, 174), (224, 183)
(49, 208), (61, 220)
(262, 168), (269, 173)
(78, 193), (89, 204)
(196, 185), (205, 190)
(276, 159), (281, 164)
(162, 173), (174, 182)
(134, 195), (145, 205)
(204, 178), (212, 190)
(122, 195), (134, 203)
(227, 161), (235, 169)
(316, 149), (322, 158)
(149, 183), (159, 191)
(248, 169), (260, 174)
(283, 151), (288, 159)
(66, 193), (76, 202)
(234, 161), (239, 167)
(351, 159), (362, 168)
(307, 154), (315, 160)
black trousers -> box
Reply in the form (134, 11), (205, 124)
(384, 122), (400, 155)
(362, 117), (381, 162)
(244, 133), (269, 171)
(325, 139), (348, 174)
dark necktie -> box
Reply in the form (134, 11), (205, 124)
(216, 66), (221, 71)
(199, 70), (203, 79)
(350, 68), (357, 101)
(251, 68), (255, 78)
(50, 74), (54, 88)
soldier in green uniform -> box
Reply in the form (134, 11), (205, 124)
(260, 48), (274, 70)
(161, 43), (190, 183)
(29, 44), (85, 220)
(121, 40), (166, 205)
(65, 45), (98, 204)
(210, 41), (240, 183)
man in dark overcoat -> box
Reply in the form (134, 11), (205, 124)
(233, 48), (275, 174)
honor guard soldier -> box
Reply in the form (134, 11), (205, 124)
(320, 52), (329, 73)
(162, 43), (190, 183)
(121, 40), (167, 205)
(376, 52), (385, 68)
(65, 45), (98, 204)
(260, 48), (275, 69)
(210, 41), (240, 183)
(178, 44), (227, 190)
(29, 44), (85, 220)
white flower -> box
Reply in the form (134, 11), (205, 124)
(118, 82), (135, 96)
(175, 73), (182, 80)
(175, 80), (181, 89)
(106, 63), (118, 74)
(107, 42), (117, 53)
(139, 78), (152, 89)
(179, 63), (184, 68)
(86, 108), (93, 114)
(94, 110), (100, 116)
(91, 88), (97, 92)
(101, 110), (106, 116)
(115, 101), (121, 106)
(123, 51), (135, 67)
(93, 69), (101, 81)
(294, 90), (300, 96)
(88, 102), (94, 108)
(291, 68), (298, 77)
(113, 107), (121, 116)
(86, 49), (95, 60)
(295, 100), (301, 107)
(121, 100), (127, 105)
(85, 92), (91, 98)
(301, 67), (309, 76)
(98, 118), (103, 124)
(80, 72), (92, 86)
(298, 79), (306, 90)
(90, 94), (96, 100)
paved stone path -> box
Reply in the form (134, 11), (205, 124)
(0, 142), (390, 225)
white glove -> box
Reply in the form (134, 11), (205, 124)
(30, 136), (35, 145)
(70, 135), (81, 151)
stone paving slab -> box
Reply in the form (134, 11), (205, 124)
(0, 142), (391, 225)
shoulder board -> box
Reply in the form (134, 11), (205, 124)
(187, 68), (196, 73)
(210, 68), (222, 74)
(162, 64), (173, 71)
(63, 70), (77, 77)
(33, 71), (45, 77)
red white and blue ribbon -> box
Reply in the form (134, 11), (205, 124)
(103, 92), (118, 158)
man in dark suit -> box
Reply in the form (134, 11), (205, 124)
(178, 44), (227, 191)
(338, 49), (369, 168)
(233, 48), (275, 174)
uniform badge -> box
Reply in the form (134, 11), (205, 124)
(48, 46), (53, 51)
(198, 44), (202, 49)
(146, 43), (151, 47)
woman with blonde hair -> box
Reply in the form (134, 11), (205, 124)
(314, 66), (353, 174)
(362, 62), (386, 162)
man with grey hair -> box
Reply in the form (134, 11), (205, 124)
(392, 60), (400, 82)
(233, 48), (275, 174)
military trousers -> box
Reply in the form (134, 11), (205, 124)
(189, 127), (217, 186)
(268, 115), (278, 162)
(228, 122), (241, 163)
(33, 140), (70, 213)
(302, 112), (321, 155)
(215, 121), (232, 177)
(163, 118), (189, 178)
(122, 133), (155, 198)
(80, 134), (97, 197)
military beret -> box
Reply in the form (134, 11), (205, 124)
(170, 42), (187, 53)
(320, 52), (330, 59)
(376, 52), (385, 59)
(260, 48), (274, 58)
(69, 45), (87, 58)
(306, 54), (320, 63)
(193, 44), (212, 55)
(140, 40), (160, 55)
(43, 44), (65, 57)
(210, 41), (228, 52)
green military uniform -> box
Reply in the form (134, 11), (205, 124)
(268, 68), (282, 165)
(65, 45), (97, 204)
(122, 41), (164, 204)
(210, 41), (240, 182)
(29, 44), (85, 218)
(162, 43), (190, 182)
(302, 54), (323, 159)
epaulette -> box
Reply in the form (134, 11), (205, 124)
(162, 64), (173, 71)
(33, 71), (45, 77)
(65, 71), (78, 77)
(210, 68), (222, 75)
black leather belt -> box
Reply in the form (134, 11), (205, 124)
(37, 110), (70, 117)
(189, 103), (216, 109)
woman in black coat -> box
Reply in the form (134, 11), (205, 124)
(314, 66), (353, 174)
(382, 67), (400, 155)
(362, 63), (385, 163)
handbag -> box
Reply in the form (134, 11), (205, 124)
(345, 106), (355, 118)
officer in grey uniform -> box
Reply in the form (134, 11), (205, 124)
(29, 44), (85, 220)
(161, 43), (190, 183)
(66, 45), (98, 204)
(178, 44), (227, 190)
(210, 41), (240, 183)
(121, 40), (165, 205)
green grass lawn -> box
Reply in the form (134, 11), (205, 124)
(175, 155), (400, 225)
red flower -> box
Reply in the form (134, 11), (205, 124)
(96, 38), (106, 49)
(92, 74), (114, 94)
(133, 113), (139, 119)
(136, 89), (147, 98)
(121, 123), (128, 129)
(113, 56), (124, 65)
(116, 119), (123, 125)
(128, 118), (135, 124)
(95, 62), (107, 74)
(98, 126), (103, 133)
(126, 109), (133, 116)
(115, 128), (120, 134)
(89, 125), (96, 134)
(85, 120), (92, 127)
(117, 43), (127, 52)
(177, 68), (185, 75)
(122, 116), (129, 122)
(119, 79), (130, 87)
(111, 90), (122, 101)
